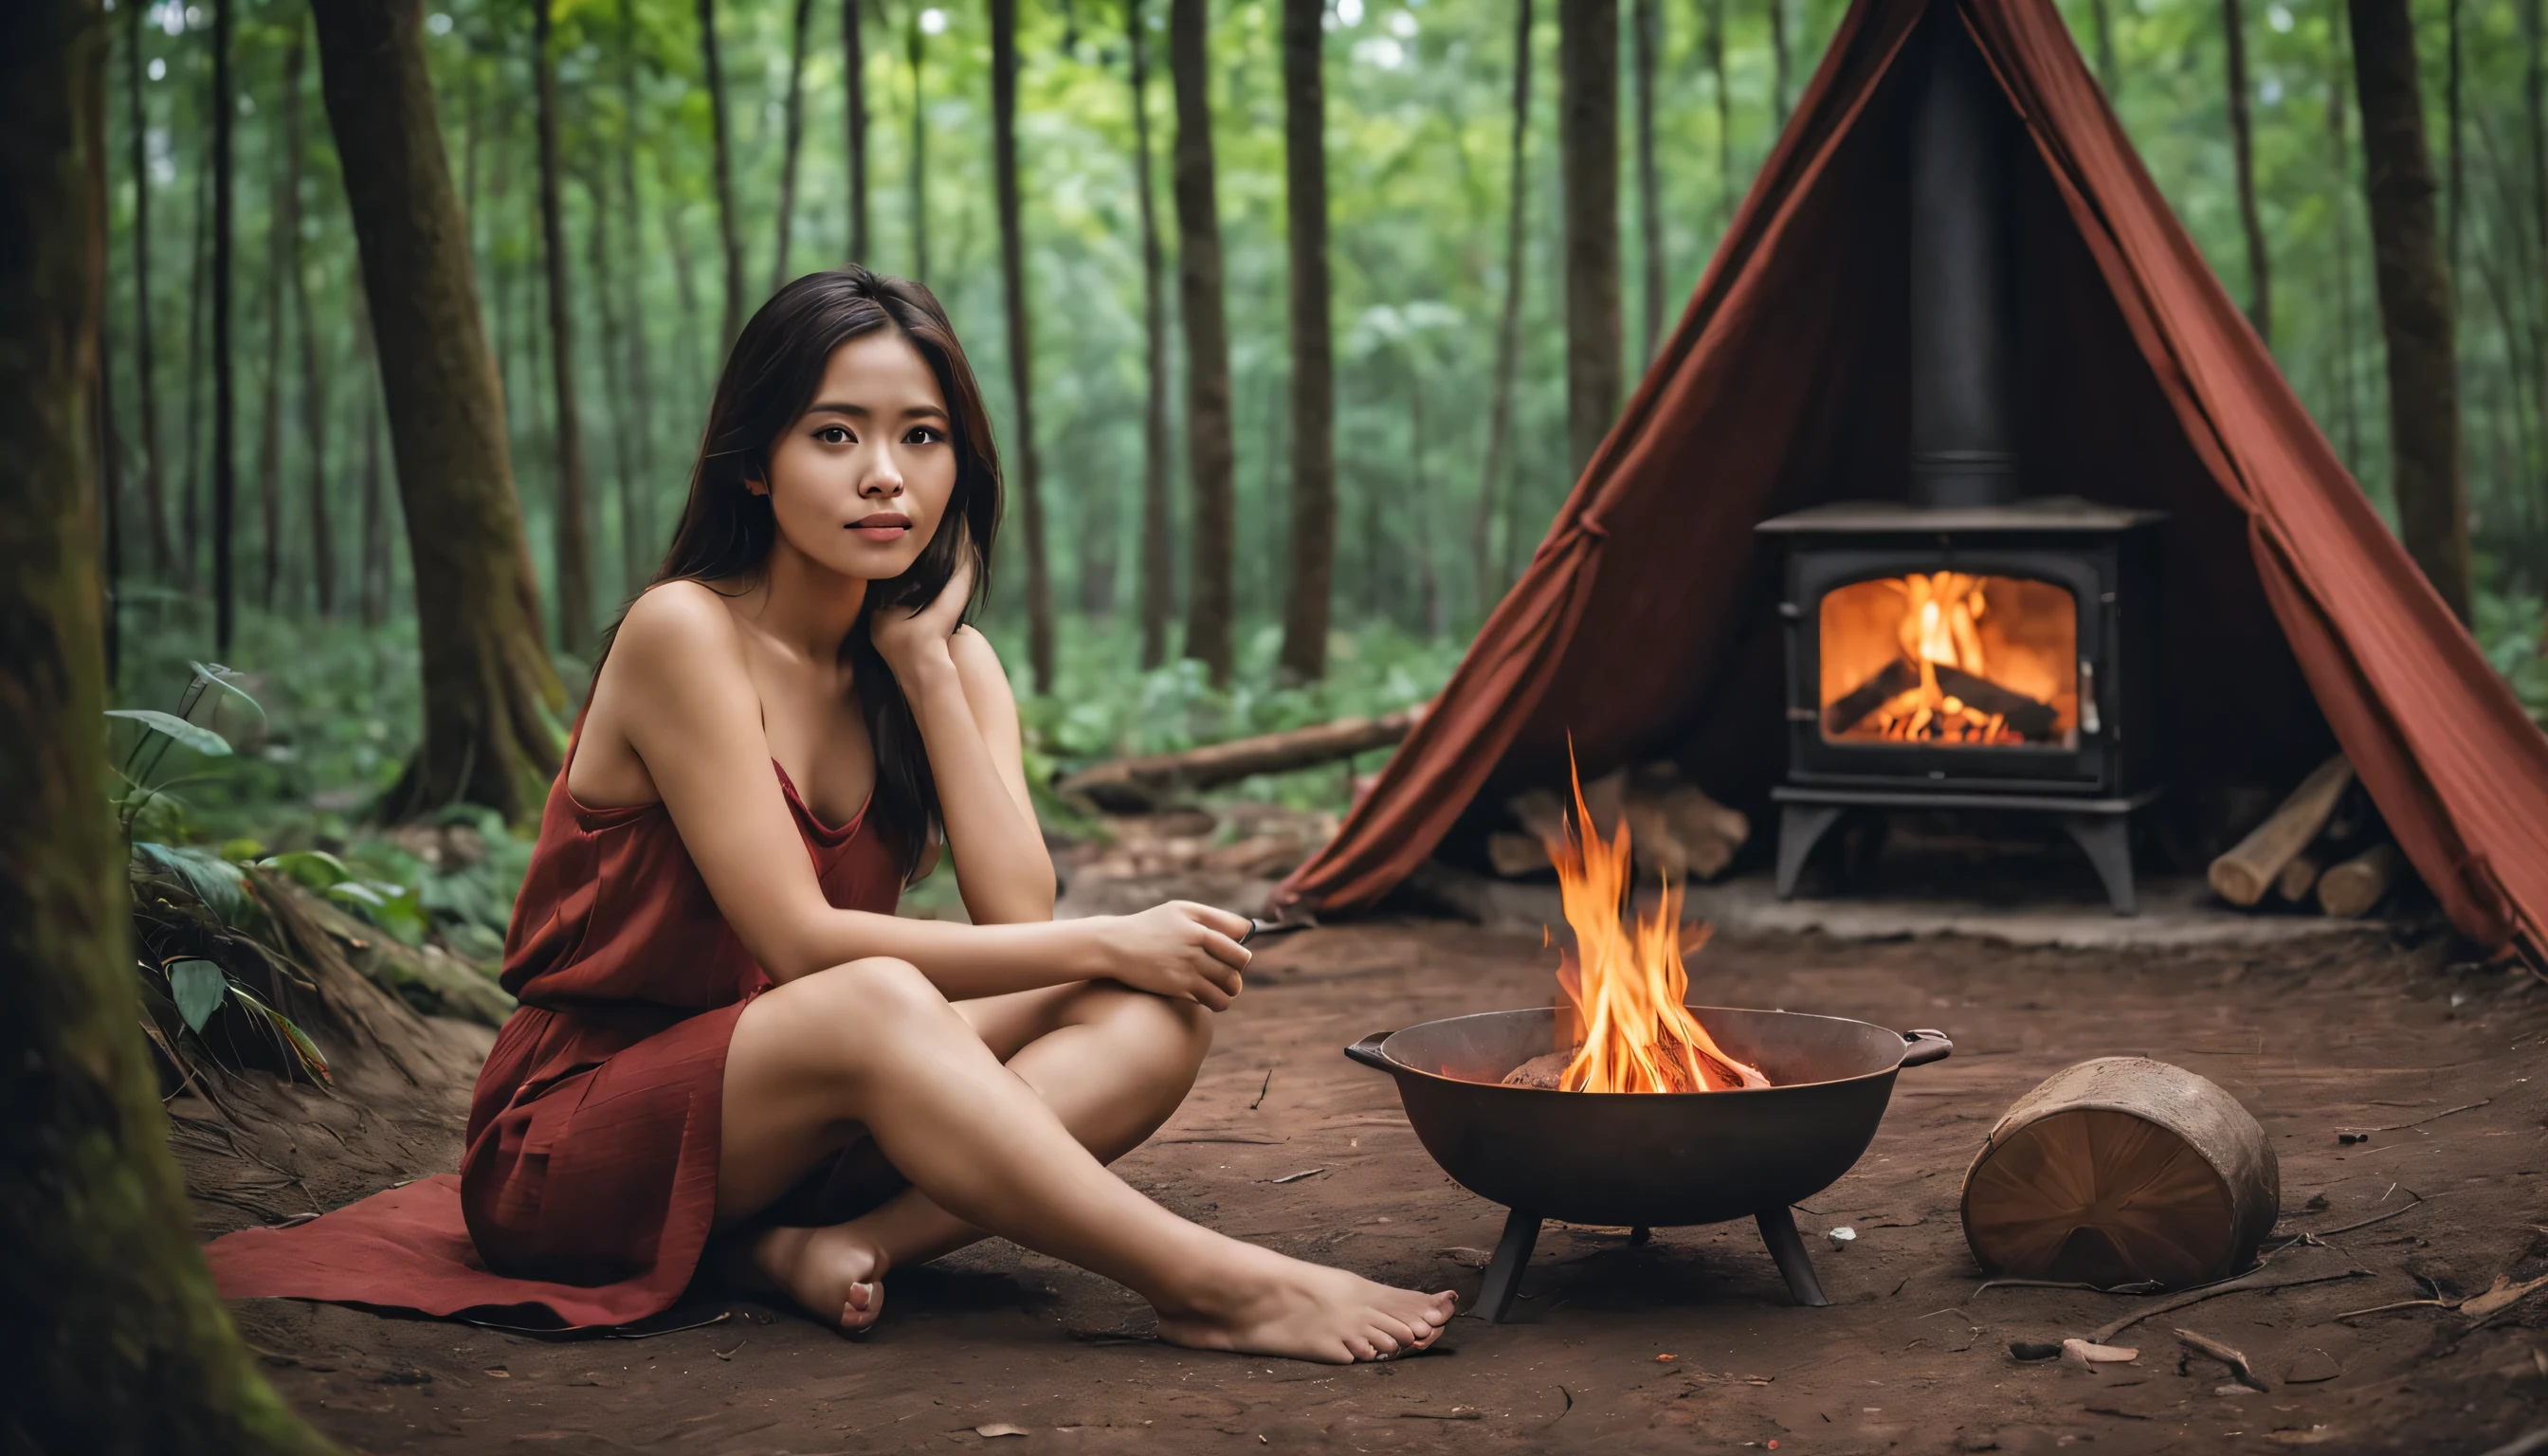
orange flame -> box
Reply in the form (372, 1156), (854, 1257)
(1542, 753), (1769, 1094)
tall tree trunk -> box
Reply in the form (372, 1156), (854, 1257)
(287, 18), (333, 617)
(909, 7), (929, 282)
(660, 154), (708, 389)
(1767, 0), (1789, 126)
(125, 0), (172, 577)
(212, 0), (237, 649)
(2329, 51), (2362, 471)
(586, 172), (643, 598)
(182, 158), (208, 589)
(258, 31), (294, 610)
(1559, 0), (1622, 475)
(2223, 0), (2271, 342)
(991, 0), (1054, 693)
(773, 0), (814, 290)
(2349, 0), (2471, 619)
(356, 299), (388, 626)
(1277, 0), (1335, 682)
(697, 0), (745, 345)
(535, 0), (594, 655)
(1632, 0), (1661, 361)
(1480, 0), (1533, 603)
(0, 0), (334, 1443)
(2089, 0), (2117, 96)
(614, 0), (656, 569)
(312, 0), (567, 818)
(1407, 368), (1441, 637)
(2447, 0), (2462, 277)
(845, 0), (870, 262)
(1129, 0), (1173, 670)
(1706, 0), (1731, 224)
(2528, 0), (2544, 250)
(1169, 0), (1234, 685)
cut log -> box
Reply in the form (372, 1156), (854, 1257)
(2208, 755), (2354, 907)
(1961, 1057), (2280, 1291)
(1932, 664), (2061, 741)
(1502, 764), (1747, 883)
(2272, 852), (2321, 903)
(1826, 657), (1918, 735)
(2317, 841), (2401, 919)
(1055, 706), (1424, 811)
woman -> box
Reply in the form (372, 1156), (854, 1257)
(211, 269), (1452, 1366)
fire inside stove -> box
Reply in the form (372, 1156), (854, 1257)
(1817, 572), (2079, 747)
(1503, 758), (1771, 1094)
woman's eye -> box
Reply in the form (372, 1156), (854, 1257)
(814, 426), (855, 445)
(904, 427), (941, 446)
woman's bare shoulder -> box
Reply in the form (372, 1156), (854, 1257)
(612, 581), (749, 678)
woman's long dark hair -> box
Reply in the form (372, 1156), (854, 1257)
(602, 267), (1002, 880)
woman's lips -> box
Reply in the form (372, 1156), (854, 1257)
(848, 513), (911, 542)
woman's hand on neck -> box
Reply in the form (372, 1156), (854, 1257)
(869, 548), (974, 682)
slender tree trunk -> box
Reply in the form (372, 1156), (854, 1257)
(1408, 368), (1441, 637)
(2223, 0), (2271, 342)
(1633, 0), (1662, 361)
(1481, 0), (1532, 605)
(660, 154), (708, 389)
(1559, 0), (1622, 475)
(2447, 0), (2462, 278)
(257, 31), (295, 610)
(2349, 0), (2471, 619)
(845, 0), (870, 262)
(286, 18), (332, 617)
(1706, 0), (1731, 224)
(355, 300), (388, 626)
(2329, 54), (2362, 471)
(182, 159), (208, 589)
(125, 0), (171, 577)
(1170, 0), (1234, 685)
(1767, 0), (1789, 125)
(909, 8), (929, 282)
(212, 0), (237, 648)
(1277, 0), (1335, 682)
(698, 0), (745, 345)
(0, 0), (334, 1444)
(773, 0), (815, 290)
(614, 0), (655, 567)
(586, 173), (642, 599)
(535, 0), (594, 654)
(312, 0), (567, 818)
(97, 125), (120, 680)
(2089, 0), (2117, 96)
(991, 0), (1053, 692)
(1129, 0), (1173, 670)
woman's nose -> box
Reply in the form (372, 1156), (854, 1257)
(861, 456), (903, 498)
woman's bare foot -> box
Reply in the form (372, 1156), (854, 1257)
(749, 1223), (890, 1333)
(1154, 1244), (1458, 1365)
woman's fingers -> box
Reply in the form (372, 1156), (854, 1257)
(1198, 927), (1251, 972)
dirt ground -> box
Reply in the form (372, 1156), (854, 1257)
(193, 916), (2548, 1455)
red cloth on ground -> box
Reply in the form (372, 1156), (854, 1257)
(204, 752), (902, 1328)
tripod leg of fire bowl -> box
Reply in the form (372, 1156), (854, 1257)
(1754, 1208), (1832, 1308)
(1774, 804), (1847, 901)
(1478, 1209), (1541, 1323)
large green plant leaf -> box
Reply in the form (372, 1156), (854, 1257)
(106, 709), (232, 757)
(167, 958), (228, 1033)
(134, 841), (250, 920)
(328, 879), (431, 946)
(259, 848), (354, 891)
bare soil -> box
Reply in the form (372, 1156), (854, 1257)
(192, 918), (2548, 1454)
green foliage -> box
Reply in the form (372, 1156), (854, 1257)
(166, 957), (228, 1034)
(2474, 579), (2548, 723)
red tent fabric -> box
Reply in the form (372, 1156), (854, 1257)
(1275, 0), (2548, 960)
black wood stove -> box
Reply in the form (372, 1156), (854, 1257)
(1756, 9), (2161, 913)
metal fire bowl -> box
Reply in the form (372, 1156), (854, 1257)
(1347, 1008), (1952, 1230)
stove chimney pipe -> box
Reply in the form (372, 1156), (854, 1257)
(1907, 4), (2019, 508)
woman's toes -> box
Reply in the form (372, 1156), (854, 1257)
(1346, 1335), (1379, 1361)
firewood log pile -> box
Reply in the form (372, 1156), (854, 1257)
(2205, 754), (2404, 919)
(1487, 763), (1750, 884)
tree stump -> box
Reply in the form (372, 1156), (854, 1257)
(1961, 1058), (2279, 1290)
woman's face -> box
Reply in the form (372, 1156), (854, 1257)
(755, 329), (957, 581)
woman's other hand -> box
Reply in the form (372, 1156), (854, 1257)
(870, 544), (975, 676)
(1089, 901), (1253, 1010)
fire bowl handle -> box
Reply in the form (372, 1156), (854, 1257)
(1343, 1032), (1394, 1072)
(1899, 1028), (1955, 1068)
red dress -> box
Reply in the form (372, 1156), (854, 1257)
(203, 750), (902, 1328)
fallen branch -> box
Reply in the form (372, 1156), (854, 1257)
(2087, 1267), (2372, 1344)
(1055, 708), (1425, 810)
(2175, 1327), (2266, 1389)
(2332, 1101), (2489, 1137)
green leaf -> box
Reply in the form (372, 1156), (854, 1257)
(188, 661), (268, 721)
(168, 958), (228, 1033)
(327, 880), (430, 946)
(260, 848), (354, 891)
(134, 841), (249, 920)
(106, 709), (232, 757)
(229, 985), (331, 1084)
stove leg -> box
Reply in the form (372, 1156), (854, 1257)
(1754, 1207), (1832, 1308)
(1775, 804), (1847, 901)
(2059, 812), (2138, 916)
(1479, 1208), (1541, 1323)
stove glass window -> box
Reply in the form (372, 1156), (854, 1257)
(1816, 573), (2078, 747)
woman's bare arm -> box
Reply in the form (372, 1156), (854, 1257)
(599, 583), (1247, 1002)
(898, 625), (1053, 924)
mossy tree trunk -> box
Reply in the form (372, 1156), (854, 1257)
(0, 3), (336, 1446)
(1277, 0), (1336, 683)
(992, 0), (1055, 695)
(534, 0), (595, 655)
(1170, 0), (1236, 686)
(1559, 0), (1621, 476)
(310, 0), (565, 820)
(1128, 0), (1174, 671)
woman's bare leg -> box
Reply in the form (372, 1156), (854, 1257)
(717, 958), (1455, 1363)
(738, 980), (1212, 1325)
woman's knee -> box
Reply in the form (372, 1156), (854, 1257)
(1076, 981), (1214, 1068)
(759, 956), (957, 1050)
